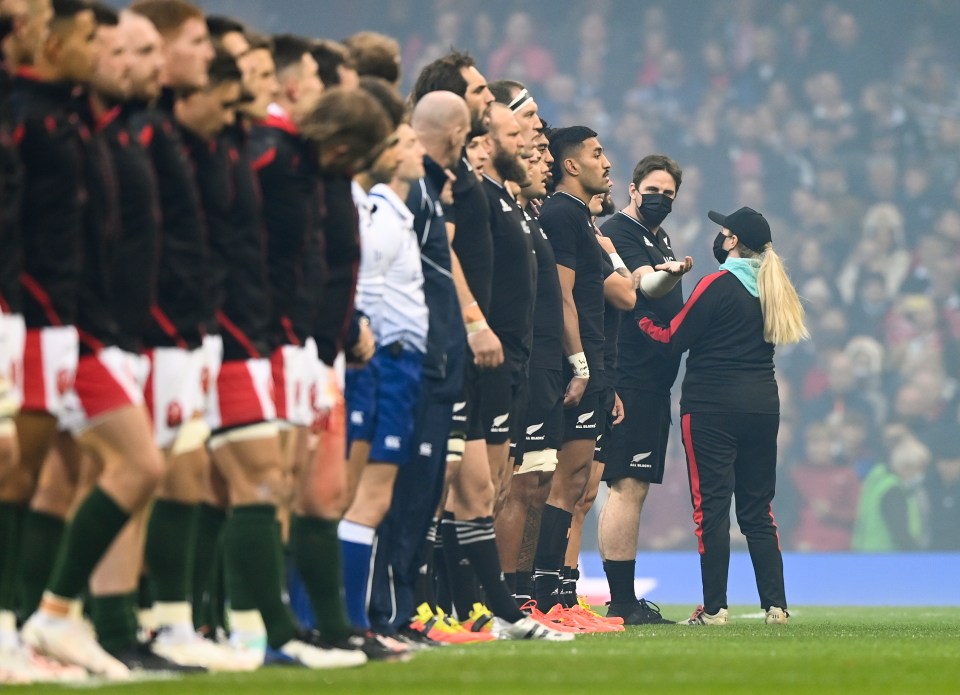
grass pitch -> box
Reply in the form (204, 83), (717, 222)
(15, 606), (960, 695)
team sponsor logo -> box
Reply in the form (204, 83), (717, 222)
(419, 442), (433, 457)
(643, 237), (655, 247)
(384, 435), (402, 450)
(526, 422), (544, 435)
(500, 198), (513, 213)
(350, 410), (364, 425)
(630, 451), (653, 467)
(492, 413), (509, 428)
(453, 401), (466, 413)
(166, 401), (183, 428)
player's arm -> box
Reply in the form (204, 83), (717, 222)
(637, 256), (693, 299)
(446, 220), (503, 368)
(557, 264), (588, 407)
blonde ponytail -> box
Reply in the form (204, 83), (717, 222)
(752, 244), (809, 345)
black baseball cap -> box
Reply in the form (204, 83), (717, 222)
(708, 207), (772, 252)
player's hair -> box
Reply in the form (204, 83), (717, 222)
(312, 39), (353, 86)
(548, 125), (597, 184)
(738, 243), (809, 345)
(205, 15), (245, 40)
(87, 1), (119, 26)
(129, 0), (203, 37)
(300, 87), (392, 173)
(244, 31), (273, 53)
(272, 34), (314, 74)
(489, 79), (524, 105)
(411, 49), (476, 103)
(359, 76), (405, 130)
(343, 30), (399, 84)
(207, 48), (241, 88)
(632, 153), (682, 191)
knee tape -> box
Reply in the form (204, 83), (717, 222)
(208, 421), (280, 451)
(515, 448), (558, 475)
(446, 436), (465, 463)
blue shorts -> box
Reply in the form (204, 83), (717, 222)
(345, 345), (424, 465)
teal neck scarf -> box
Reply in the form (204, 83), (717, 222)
(719, 257), (761, 297)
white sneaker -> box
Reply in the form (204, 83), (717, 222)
(499, 616), (575, 642)
(21, 612), (130, 680)
(278, 639), (367, 669)
(151, 626), (260, 671)
(765, 607), (789, 625)
(685, 606), (729, 625)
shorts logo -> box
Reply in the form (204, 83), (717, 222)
(166, 401), (183, 428)
(526, 423), (544, 436)
(384, 435), (402, 450)
(596, 434), (603, 441)
(577, 411), (595, 424)
(492, 413), (509, 428)
(631, 451), (653, 467)
(453, 402), (466, 413)
(419, 442), (433, 457)
(55, 368), (72, 396)
(350, 411), (364, 425)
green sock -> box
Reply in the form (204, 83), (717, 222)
(192, 503), (226, 632)
(223, 505), (298, 649)
(46, 487), (129, 600)
(291, 515), (352, 642)
(15, 509), (65, 616)
(89, 592), (138, 653)
(0, 502), (24, 612)
(145, 500), (198, 603)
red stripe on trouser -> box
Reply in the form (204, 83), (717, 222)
(21, 330), (46, 411)
(270, 348), (287, 420)
(681, 413), (705, 554)
(769, 504), (781, 552)
(143, 350), (155, 419)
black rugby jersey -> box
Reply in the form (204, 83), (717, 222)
(539, 191), (605, 375)
(482, 175), (536, 370)
(526, 204), (562, 372)
(601, 210), (684, 394)
(638, 270), (777, 415)
(9, 71), (85, 328)
(448, 156), (493, 316)
(129, 89), (209, 349)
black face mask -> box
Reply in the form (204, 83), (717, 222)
(713, 232), (729, 264)
(637, 193), (673, 229)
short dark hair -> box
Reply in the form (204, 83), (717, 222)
(411, 50), (476, 103)
(52, 0), (90, 21)
(312, 39), (353, 86)
(631, 154), (683, 190)
(206, 15), (245, 40)
(272, 34), (313, 74)
(359, 76), (405, 130)
(343, 31), (400, 84)
(489, 79), (524, 105)
(548, 126), (598, 184)
(207, 49), (242, 88)
(87, 1), (119, 26)
(245, 31), (273, 53)
(129, 0), (204, 38)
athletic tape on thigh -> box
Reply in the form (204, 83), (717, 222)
(170, 417), (212, 455)
(208, 421), (281, 451)
(516, 448), (558, 475)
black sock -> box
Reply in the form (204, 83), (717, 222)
(533, 505), (571, 611)
(412, 525), (438, 614)
(439, 512), (475, 619)
(603, 559), (637, 606)
(515, 570), (533, 608)
(431, 519), (451, 614)
(503, 572), (517, 594)
(454, 517), (523, 623)
(560, 566), (579, 608)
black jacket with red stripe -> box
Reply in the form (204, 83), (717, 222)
(181, 122), (271, 361)
(0, 66), (22, 314)
(101, 102), (160, 353)
(249, 112), (324, 350)
(128, 89), (209, 349)
(637, 270), (778, 415)
(8, 71), (84, 328)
